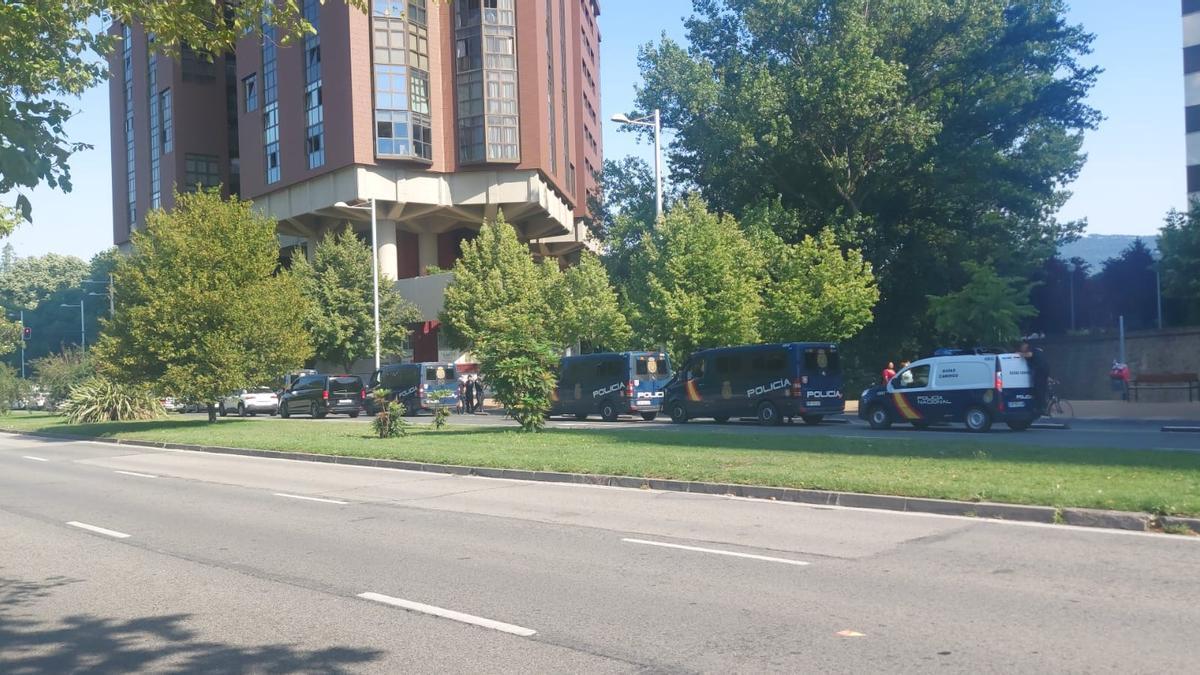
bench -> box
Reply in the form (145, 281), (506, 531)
(1129, 373), (1200, 402)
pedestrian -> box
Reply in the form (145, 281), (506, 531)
(1019, 341), (1050, 414)
(464, 374), (477, 414)
(1110, 360), (1131, 402)
(898, 360), (912, 387)
(881, 361), (896, 385)
(456, 375), (467, 414)
(474, 374), (486, 414)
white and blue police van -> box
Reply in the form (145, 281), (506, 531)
(858, 353), (1039, 432)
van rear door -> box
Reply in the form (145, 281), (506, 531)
(997, 353), (1035, 413)
(631, 353), (671, 411)
(797, 345), (844, 413)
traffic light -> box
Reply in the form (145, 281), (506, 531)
(22, 327), (30, 340)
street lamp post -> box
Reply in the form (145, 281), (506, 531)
(610, 109), (663, 221)
(82, 277), (114, 314)
(1151, 250), (1163, 330)
(60, 300), (85, 350)
(334, 199), (381, 371)
(1068, 261), (1076, 332)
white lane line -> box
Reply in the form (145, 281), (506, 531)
(272, 492), (349, 505)
(622, 538), (810, 566)
(357, 592), (537, 637)
(22, 455), (49, 462)
(114, 470), (158, 479)
(66, 521), (131, 539)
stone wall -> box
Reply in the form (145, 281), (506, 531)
(1035, 327), (1200, 402)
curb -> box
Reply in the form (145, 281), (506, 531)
(0, 427), (1182, 535)
(1162, 426), (1200, 433)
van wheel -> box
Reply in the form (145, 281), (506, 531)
(574, 412), (588, 421)
(310, 402), (327, 419)
(600, 401), (619, 422)
(801, 414), (824, 426)
(1006, 419), (1031, 431)
(349, 411), (360, 419)
(640, 412), (657, 421)
(757, 401), (781, 426)
(668, 401), (689, 424)
(867, 405), (891, 430)
(713, 415), (730, 424)
(965, 406), (992, 433)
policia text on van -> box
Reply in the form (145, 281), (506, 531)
(859, 353), (1039, 433)
(661, 343), (844, 425)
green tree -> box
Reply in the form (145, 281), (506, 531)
(757, 229), (879, 343)
(31, 346), (93, 404)
(634, 0), (1099, 353)
(92, 189), (314, 422)
(624, 195), (763, 364)
(291, 227), (421, 371)
(0, 363), (30, 413)
(927, 261), (1037, 347)
(549, 253), (633, 353)
(0, 249), (89, 310)
(1159, 206), (1200, 324)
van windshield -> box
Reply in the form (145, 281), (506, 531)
(803, 348), (841, 374)
(635, 355), (672, 380)
(425, 365), (456, 382)
(329, 376), (362, 394)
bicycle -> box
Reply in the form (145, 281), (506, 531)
(1043, 378), (1074, 419)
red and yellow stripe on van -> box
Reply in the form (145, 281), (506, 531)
(549, 388), (559, 403)
(685, 380), (702, 402)
(891, 393), (922, 421)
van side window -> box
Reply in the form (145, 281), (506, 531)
(752, 351), (785, 372)
(689, 360), (706, 380)
(714, 356), (742, 375)
(897, 365), (930, 389)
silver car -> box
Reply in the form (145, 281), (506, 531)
(219, 387), (279, 417)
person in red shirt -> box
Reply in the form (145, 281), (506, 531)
(881, 361), (896, 385)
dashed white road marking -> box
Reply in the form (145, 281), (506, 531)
(622, 538), (810, 566)
(66, 521), (131, 539)
(357, 592), (537, 637)
(114, 470), (158, 479)
(22, 455), (49, 462)
(272, 492), (349, 505)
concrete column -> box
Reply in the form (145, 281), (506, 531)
(377, 220), (398, 280)
(417, 230), (439, 275)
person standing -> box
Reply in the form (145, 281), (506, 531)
(881, 361), (896, 385)
(474, 375), (486, 414)
(1019, 341), (1050, 414)
(456, 375), (467, 414)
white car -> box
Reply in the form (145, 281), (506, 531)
(160, 397), (184, 413)
(219, 387), (279, 417)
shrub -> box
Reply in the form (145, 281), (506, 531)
(60, 378), (164, 424)
(32, 347), (93, 405)
(370, 389), (408, 438)
(432, 405), (450, 430)
(0, 363), (29, 414)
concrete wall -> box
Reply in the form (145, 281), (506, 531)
(1036, 327), (1200, 402)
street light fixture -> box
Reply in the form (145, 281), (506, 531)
(60, 300), (85, 350)
(610, 109), (663, 221)
(334, 199), (381, 371)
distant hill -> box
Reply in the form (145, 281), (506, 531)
(1059, 234), (1158, 272)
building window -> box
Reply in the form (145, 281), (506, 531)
(302, 0), (324, 169)
(546, 0), (556, 173)
(160, 89), (173, 154)
(372, 0), (431, 162)
(184, 154), (221, 190)
(180, 44), (216, 82)
(122, 23), (136, 226)
(456, 0), (518, 163)
(148, 36), (161, 209)
(243, 75), (257, 112)
(262, 17), (280, 183)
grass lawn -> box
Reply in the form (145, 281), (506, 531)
(3, 413), (1200, 516)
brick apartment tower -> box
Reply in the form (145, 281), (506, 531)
(1187, 0), (1200, 200)
(109, 0), (603, 363)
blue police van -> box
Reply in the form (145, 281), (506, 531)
(550, 352), (673, 421)
(366, 362), (459, 416)
(660, 343), (844, 425)
(858, 353), (1039, 432)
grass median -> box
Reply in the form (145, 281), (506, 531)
(3, 413), (1199, 516)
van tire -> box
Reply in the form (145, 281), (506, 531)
(600, 401), (619, 422)
(640, 412), (658, 421)
(801, 414), (824, 426)
(965, 406), (992, 433)
(311, 402), (327, 419)
(757, 401), (782, 426)
(349, 411), (360, 419)
(668, 401), (689, 424)
(867, 405), (891, 430)
(574, 412), (589, 421)
(1006, 419), (1031, 431)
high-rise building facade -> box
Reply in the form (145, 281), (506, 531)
(109, 0), (602, 361)
(1186, 0), (1200, 200)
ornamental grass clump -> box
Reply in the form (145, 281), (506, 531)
(60, 377), (164, 424)
(370, 389), (408, 438)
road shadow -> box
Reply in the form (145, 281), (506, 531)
(0, 575), (384, 674)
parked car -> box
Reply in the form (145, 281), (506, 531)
(279, 374), (364, 419)
(550, 351), (673, 421)
(661, 343), (844, 425)
(160, 397), (184, 413)
(219, 387), (279, 417)
(366, 363), (459, 416)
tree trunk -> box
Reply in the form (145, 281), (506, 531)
(207, 402), (217, 423)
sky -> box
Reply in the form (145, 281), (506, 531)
(2, 0), (1188, 259)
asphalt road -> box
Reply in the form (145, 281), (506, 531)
(3, 433), (1199, 673)
(190, 409), (1200, 452)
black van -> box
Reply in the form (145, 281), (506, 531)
(661, 343), (844, 425)
(550, 352), (673, 421)
(366, 362), (459, 416)
(279, 374), (365, 418)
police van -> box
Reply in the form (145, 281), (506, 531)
(550, 352), (672, 421)
(858, 353), (1038, 432)
(366, 362), (459, 416)
(661, 343), (844, 425)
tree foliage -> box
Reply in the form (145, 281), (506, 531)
(0, 245), (89, 310)
(291, 227), (421, 371)
(549, 253), (633, 353)
(32, 347), (94, 404)
(1159, 206), (1200, 325)
(92, 189), (314, 421)
(1091, 239), (1158, 331)
(927, 261), (1037, 346)
(634, 0), (1100, 354)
